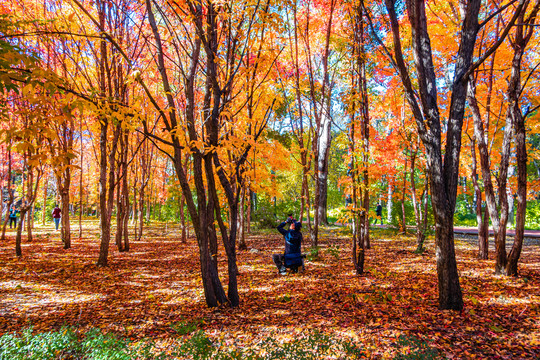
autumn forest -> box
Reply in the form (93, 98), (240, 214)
(1, 0), (539, 358)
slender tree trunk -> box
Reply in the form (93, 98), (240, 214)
(60, 179), (71, 249)
(401, 157), (408, 234)
(358, 7), (371, 250)
(410, 150), (426, 252)
(469, 78), (512, 274)
(115, 130), (129, 252)
(350, 115), (364, 274)
(138, 190), (146, 241)
(317, 115), (331, 226)
(470, 137), (489, 259)
(26, 205), (33, 242)
(386, 178), (393, 225)
(306, 0), (336, 247)
(79, 124), (83, 239)
(41, 173), (48, 226)
(16, 157), (42, 256)
(237, 185), (247, 250)
(180, 193), (186, 242)
(505, 1), (539, 274)
(1, 145), (14, 240)
(137, 139), (151, 241)
(97, 121), (112, 266)
(0, 164), (3, 229)
(507, 184), (515, 226)
(121, 163), (129, 251)
(246, 189), (252, 235)
(15, 210), (26, 257)
(508, 105), (526, 275)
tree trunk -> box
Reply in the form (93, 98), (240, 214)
(97, 120), (114, 266)
(60, 182), (71, 249)
(121, 171), (129, 251)
(79, 120), (83, 239)
(505, 2), (539, 274)
(95, 0), (119, 267)
(145, 0), (230, 306)
(16, 155), (42, 256)
(383, 0), (487, 310)
(137, 139), (152, 242)
(15, 210), (26, 257)
(307, 0), (336, 247)
(410, 149), (426, 252)
(115, 130), (129, 252)
(246, 189), (252, 235)
(507, 184), (515, 226)
(41, 173), (48, 226)
(1, 145), (14, 241)
(317, 114), (331, 226)
(26, 205), (33, 242)
(507, 102), (526, 276)
(359, 8), (371, 250)
(401, 157), (407, 235)
(386, 178), (393, 225)
(470, 136), (489, 259)
(180, 193), (186, 242)
(434, 210), (463, 309)
(237, 185), (247, 250)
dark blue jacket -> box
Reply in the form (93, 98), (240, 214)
(277, 222), (302, 254)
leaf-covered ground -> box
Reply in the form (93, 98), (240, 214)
(0, 222), (539, 358)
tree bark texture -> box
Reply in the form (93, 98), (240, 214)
(506, 0), (539, 274)
(469, 135), (489, 259)
(383, 0), (486, 309)
(1, 145), (14, 241)
(386, 178), (393, 225)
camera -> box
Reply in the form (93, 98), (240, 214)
(286, 217), (295, 224)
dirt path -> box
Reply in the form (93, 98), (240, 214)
(453, 226), (540, 240)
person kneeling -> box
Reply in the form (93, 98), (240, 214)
(272, 216), (303, 275)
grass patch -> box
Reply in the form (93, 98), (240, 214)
(392, 335), (441, 359)
(0, 327), (159, 360)
(0, 327), (369, 360)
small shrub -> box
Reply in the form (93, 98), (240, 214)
(364, 287), (393, 304)
(0, 327), (79, 360)
(0, 327), (164, 360)
(277, 293), (292, 302)
(393, 335), (441, 359)
(81, 328), (136, 360)
(171, 318), (203, 335)
(177, 331), (214, 360)
(253, 202), (278, 229)
(307, 246), (320, 261)
(325, 245), (340, 260)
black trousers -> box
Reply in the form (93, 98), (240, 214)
(272, 254), (285, 271)
(9, 218), (17, 229)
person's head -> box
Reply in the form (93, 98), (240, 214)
(55, 204), (59, 208)
(291, 221), (302, 231)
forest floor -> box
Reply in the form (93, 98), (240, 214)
(0, 222), (539, 359)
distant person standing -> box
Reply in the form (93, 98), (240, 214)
(8, 208), (18, 229)
(374, 203), (383, 225)
(52, 205), (61, 230)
